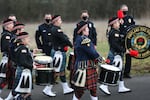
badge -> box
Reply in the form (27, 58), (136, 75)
(42, 30), (46, 32)
(48, 33), (51, 35)
(21, 49), (27, 53)
(81, 38), (91, 45)
(115, 33), (119, 37)
(58, 29), (62, 32)
(128, 18), (132, 23)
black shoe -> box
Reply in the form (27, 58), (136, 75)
(124, 74), (132, 78)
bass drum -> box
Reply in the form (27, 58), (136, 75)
(125, 25), (150, 59)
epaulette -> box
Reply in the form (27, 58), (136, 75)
(81, 38), (91, 45)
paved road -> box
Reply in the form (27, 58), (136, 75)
(1, 74), (150, 100)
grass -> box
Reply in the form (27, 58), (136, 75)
(0, 19), (150, 76)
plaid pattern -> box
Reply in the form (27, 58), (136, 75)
(72, 60), (98, 90)
(0, 78), (7, 89)
(85, 67), (98, 90)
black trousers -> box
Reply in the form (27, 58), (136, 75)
(124, 54), (132, 75)
(42, 45), (52, 56)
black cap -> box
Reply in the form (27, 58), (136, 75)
(52, 15), (61, 23)
(17, 32), (29, 39)
(13, 22), (25, 30)
(2, 18), (13, 26)
(108, 17), (119, 26)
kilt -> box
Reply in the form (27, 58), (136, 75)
(51, 49), (66, 72)
(72, 60), (98, 90)
(85, 67), (98, 90)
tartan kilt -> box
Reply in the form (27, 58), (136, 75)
(85, 67), (98, 90)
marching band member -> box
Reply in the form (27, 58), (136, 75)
(42, 15), (74, 97)
(99, 17), (131, 95)
(5, 32), (33, 100)
(72, 21), (103, 100)
(5, 22), (25, 100)
(0, 19), (14, 98)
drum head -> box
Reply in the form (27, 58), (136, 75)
(101, 64), (120, 71)
(34, 56), (53, 64)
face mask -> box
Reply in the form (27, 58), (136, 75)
(123, 11), (128, 15)
(82, 16), (88, 21)
(45, 19), (51, 23)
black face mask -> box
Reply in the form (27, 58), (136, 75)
(123, 11), (128, 15)
(45, 19), (51, 23)
(82, 16), (88, 21)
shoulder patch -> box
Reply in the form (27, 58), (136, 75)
(81, 38), (91, 45)
(115, 33), (119, 37)
(6, 36), (10, 39)
(42, 30), (46, 32)
(21, 49), (27, 53)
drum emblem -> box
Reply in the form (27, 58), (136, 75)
(125, 25), (150, 59)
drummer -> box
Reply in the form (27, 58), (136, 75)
(5, 32), (33, 100)
(42, 15), (74, 97)
(99, 17), (131, 95)
(72, 21), (104, 100)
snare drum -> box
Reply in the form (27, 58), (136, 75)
(99, 64), (120, 86)
(35, 68), (53, 85)
(34, 56), (53, 64)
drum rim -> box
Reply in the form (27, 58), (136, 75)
(101, 64), (120, 71)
